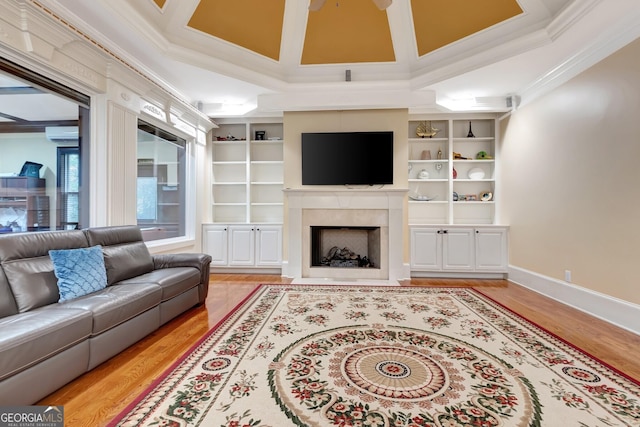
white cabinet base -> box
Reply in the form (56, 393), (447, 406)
(203, 224), (282, 272)
(410, 225), (508, 278)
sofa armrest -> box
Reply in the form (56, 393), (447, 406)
(152, 253), (212, 303)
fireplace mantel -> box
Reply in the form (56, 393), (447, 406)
(283, 188), (408, 282)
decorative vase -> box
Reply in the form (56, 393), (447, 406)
(452, 167), (457, 179)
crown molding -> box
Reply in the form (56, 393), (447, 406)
(545, 0), (600, 40)
(519, 4), (640, 108)
(256, 87), (436, 113)
(32, 0), (213, 127)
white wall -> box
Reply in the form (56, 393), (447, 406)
(0, 133), (61, 229)
(0, 134), (54, 176)
(499, 37), (640, 305)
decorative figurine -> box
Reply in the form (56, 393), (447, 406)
(416, 121), (439, 138)
(467, 121), (475, 138)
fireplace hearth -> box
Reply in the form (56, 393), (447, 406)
(284, 189), (407, 282)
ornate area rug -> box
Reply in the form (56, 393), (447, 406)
(109, 285), (640, 426)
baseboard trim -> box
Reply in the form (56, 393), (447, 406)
(411, 271), (508, 279)
(508, 265), (640, 335)
(210, 267), (282, 275)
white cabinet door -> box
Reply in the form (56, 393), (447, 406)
(255, 225), (282, 266)
(228, 225), (255, 266)
(442, 228), (474, 271)
(475, 227), (508, 272)
(410, 227), (442, 270)
(203, 225), (228, 266)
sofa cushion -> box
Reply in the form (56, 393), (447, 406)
(2, 258), (61, 313)
(84, 226), (154, 285)
(60, 282), (162, 335)
(0, 270), (18, 319)
(49, 245), (108, 302)
(119, 267), (200, 301)
(0, 305), (92, 381)
(0, 230), (88, 313)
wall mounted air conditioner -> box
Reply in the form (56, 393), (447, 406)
(45, 126), (78, 144)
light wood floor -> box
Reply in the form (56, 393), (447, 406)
(38, 274), (640, 427)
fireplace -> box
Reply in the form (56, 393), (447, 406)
(311, 226), (381, 269)
(284, 189), (407, 282)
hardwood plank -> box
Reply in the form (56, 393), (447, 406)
(36, 275), (639, 426)
(475, 281), (640, 380)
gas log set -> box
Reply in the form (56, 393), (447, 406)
(321, 246), (373, 268)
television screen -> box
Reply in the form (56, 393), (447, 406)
(301, 131), (393, 185)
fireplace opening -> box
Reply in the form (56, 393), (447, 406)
(311, 226), (381, 269)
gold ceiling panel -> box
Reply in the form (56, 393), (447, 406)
(181, 0), (522, 66)
(152, 0), (166, 9)
(188, 0), (286, 61)
(411, 0), (523, 56)
(301, 0), (395, 65)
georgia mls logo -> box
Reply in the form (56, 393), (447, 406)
(44, 406), (63, 419)
(0, 405), (64, 427)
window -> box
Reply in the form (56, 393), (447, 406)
(137, 120), (186, 241)
(0, 57), (89, 233)
(57, 147), (80, 229)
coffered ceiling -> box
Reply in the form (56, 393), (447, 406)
(36, 0), (640, 117)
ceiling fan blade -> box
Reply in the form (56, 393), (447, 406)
(372, 0), (392, 10)
(309, 0), (327, 11)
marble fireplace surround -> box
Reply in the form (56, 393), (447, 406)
(284, 189), (406, 282)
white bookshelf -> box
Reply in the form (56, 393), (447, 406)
(408, 115), (498, 225)
(211, 119), (283, 224)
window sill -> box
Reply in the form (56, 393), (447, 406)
(145, 236), (197, 253)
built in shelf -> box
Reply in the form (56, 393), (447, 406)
(211, 119), (284, 225)
(408, 116), (498, 225)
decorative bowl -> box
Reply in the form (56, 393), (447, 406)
(480, 191), (493, 201)
(467, 167), (485, 180)
(409, 194), (437, 201)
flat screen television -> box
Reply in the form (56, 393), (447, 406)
(301, 131), (393, 185)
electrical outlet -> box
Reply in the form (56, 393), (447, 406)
(564, 270), (571, 282)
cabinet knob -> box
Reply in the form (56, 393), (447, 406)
(443, 229), (448, 234)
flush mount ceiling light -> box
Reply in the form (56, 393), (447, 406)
(309, 0), (392, 11)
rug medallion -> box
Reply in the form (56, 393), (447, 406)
(110, 285), (640, 426)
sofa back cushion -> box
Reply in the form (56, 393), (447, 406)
(0, 230), (89, 313)
(0, 269), (18, 318)
(84, 225), (154, 285)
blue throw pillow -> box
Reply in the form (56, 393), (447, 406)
(49, 245), (108, 302)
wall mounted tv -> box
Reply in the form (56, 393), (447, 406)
(301, 131), (394, 185)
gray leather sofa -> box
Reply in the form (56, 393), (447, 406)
(0, 225), (212, 404)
